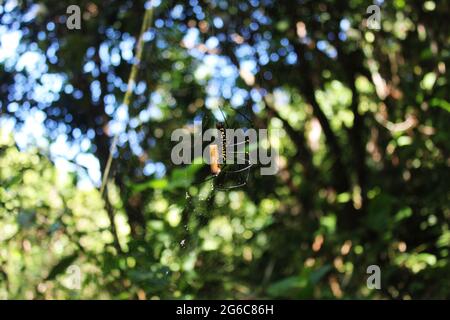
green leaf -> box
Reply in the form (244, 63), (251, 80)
(309, 265), (332, 285)
(395, 207), (412, 222)
(267, 276), (307, 298)
(366, 193), (394, 233)
(267, 265), (331, 298)
(430, 98), (450, 112)
(337, 192), (351, 203)
(133, 178), (168, 192)
(421, 72), (437, 90)
(131, 163), (203, 192)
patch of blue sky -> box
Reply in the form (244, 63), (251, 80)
(0, 29), (22, 64)
(146, 0), (161, 9)
(213, 17), (224, 29)
(33, 87), (58, 105)
(46, 41), (59, 64)
(192, 5), (204, 20)
(99, 42), (110, 67)
(241, 59), (257, 73)
(41, 73), (64, 93)
(231, 91), (245, 107)
(75, 152), (101, 185)
(280, 38), (289, 47)
(194, 64), (210, 84)
(151, 91), (163, 105)
(171, 4), (184, 19)
(80, 137), (91, 152)
(205, 36), (219, 50)
(119, 37), (135, 61)
(143, 161), (156, 176)
(128, 118), (139, 129)
(105, 27), (121, 41)
(104, 94), (116, 107)
(148, 105), (163, 120)
(16, 51), (47, 75)
(90, 80), (102, 103)
(222, 83), (233, 100)
(64, 84), (74, 94)
(236, 43), (254, 58)
(110, 47), (121, 66)
(133, 92), (164, 124)
(114, 104), (129, 123)
(219, 64), (236, 79)
(108, 101), (131, 155)
(316, 40), (337, 59)
(206, 79), (221, 96)
(0, 117), (16, 137)
(156, 38), (168, 50)
(286, 51), (297, 64)
(340, 18), (351, 31)
(22, 3), (39, 22)
(154, 19), (164, 29)
(255, 39), (270, 52)
(136, 81), (147, 95)
(83, 60), (95, 74)
(250, 88), (263, 103)
(11, 73), (28, 100)
(138, 109), (151, 123)
(205, 96), (222, 112)
(252, 9), (270, 25)
(3, 0), (17, 13)
(127, 130), (144, 156)
(258, 54), (269, 66)
(230, 88), (249, 107)
(14, 108), (48, 150)
(50, 134), (80, 160)
(143, 161), (166, 178)
(183, 27), (200, 50)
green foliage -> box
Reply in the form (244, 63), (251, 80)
(267, 265), (332, 298)
(0, 0), (449, 300)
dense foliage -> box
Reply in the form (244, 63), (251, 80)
(0, 0), (449, 299)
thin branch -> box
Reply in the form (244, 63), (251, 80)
(100, 6), (154, 197)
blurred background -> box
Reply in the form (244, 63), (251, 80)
(0, 0), (449, 299)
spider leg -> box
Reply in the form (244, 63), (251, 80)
(214, 162), (251, 190)
(226, 140), (249, 147)
(223, 153), (251, 167)
(217, 106), (230, 128)
(214, 181), (248, 190)
(222, 163), (253, 174)
(221, 154), (252, 173)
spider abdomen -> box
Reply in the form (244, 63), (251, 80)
(216, 122), (227, 163)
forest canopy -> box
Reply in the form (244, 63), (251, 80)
(0, 0), (449, 299)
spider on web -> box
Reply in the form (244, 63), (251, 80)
(192, 105), (254, 191)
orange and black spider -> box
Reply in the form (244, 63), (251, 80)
(196, 106), (253, 190)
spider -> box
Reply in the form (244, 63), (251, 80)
(193, 106), (254, 190)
